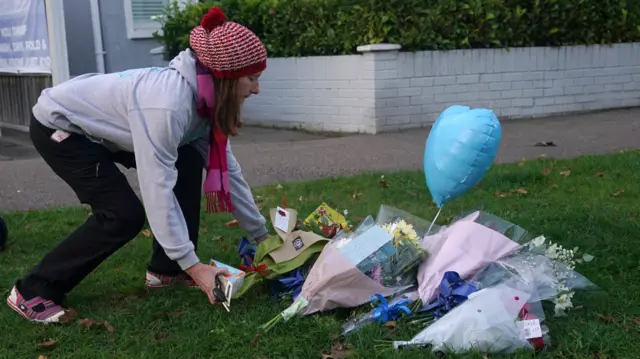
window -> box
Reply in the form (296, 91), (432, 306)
(123, 0), (192, 39)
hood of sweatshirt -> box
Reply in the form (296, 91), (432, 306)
(168, 49), (199, 101)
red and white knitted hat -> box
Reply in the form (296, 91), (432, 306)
(189, 7), (267, 78)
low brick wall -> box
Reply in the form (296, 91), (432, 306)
(241, 43), (640, 133)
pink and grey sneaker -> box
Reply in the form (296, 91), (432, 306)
(6, 285), (66, 323)
(145, 271), (197, 289)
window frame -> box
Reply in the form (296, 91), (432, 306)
(123, 0), (191, 39)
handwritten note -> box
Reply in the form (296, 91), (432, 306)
(274, 206), (291, 233)
(517, 319), (542, 339)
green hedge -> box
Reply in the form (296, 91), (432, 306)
(153, 0), (640, 59)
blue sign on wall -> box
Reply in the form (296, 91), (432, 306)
(0, 0), (50, 73)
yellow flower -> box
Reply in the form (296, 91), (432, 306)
(382, 220), (419, 247)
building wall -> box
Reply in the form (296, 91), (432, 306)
(242, 43), (640, 133)
(62, 0), (96, 76)
(98, 0), (162, 73)
(63, 0), (162, 76)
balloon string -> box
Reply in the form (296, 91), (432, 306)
(427, 207), (443, 236)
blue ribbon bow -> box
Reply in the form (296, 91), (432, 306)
(421, 271), (478, 319)
(277, 269), (305, 301)
(237, 237), (257, 267)
(370, 293), (413, 324)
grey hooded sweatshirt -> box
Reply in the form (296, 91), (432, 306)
(31, 49), (268, 270)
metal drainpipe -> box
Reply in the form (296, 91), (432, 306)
(89, 0), (106, 73)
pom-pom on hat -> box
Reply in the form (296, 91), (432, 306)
(189, 6), (267, 78)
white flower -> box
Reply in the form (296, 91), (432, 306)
(530, 235), (546, 248)
(553, 291), (575, 316)
(343, 209), (349, 216)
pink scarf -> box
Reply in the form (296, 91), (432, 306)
(195, 59), (234, 213)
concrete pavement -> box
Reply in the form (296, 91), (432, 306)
(1, 108), (638, 212)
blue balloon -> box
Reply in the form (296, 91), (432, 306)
(424, 105), (502, 208)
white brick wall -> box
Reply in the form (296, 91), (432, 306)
(219, 43), (640, 133)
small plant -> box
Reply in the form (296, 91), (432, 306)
(152, 1), (212, 60)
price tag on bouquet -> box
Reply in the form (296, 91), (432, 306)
(275, 206), (291, 233)
(517, 318), (542, 339)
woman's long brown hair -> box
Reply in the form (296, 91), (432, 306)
(213, 76), (242, 137)
(192, 46), (243, 136)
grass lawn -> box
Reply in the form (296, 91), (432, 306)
(1, 151), (639, 359)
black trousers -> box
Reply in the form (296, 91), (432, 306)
(16, 115), (204, 304)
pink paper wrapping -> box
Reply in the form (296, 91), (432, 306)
(299, 243), (399, 316)
(417, 211), (521, 304)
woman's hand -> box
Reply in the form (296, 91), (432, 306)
(185, 263), (230, 304)
(255, 233), (269, 244)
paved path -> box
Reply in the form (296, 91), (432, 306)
(1, 108), (638, 212)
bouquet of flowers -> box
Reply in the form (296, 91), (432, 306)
(237, 203), (355, 301)
(472, 235), (597, 317)
(385, 214), (598, 355)
(416, 210), (524, 305)
(233, 207), (329, 298)
(298, 202), (353, 239)
(260, 205), (432, 333)
(374, 205), (430, 287)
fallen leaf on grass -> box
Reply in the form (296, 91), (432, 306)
(58, 308), (78, 324)
(595, 313), (616, 324)
(541, 168), (552, 176)
(212, 235), (224, 241)
(154, 332), (170, 340)
(250, 332), (261, 346)
(379, 178), (389, 188)
(551, 184), (559, 189)
(38, 339), (58, 348)
(199, 227), (207, 233)
(494, 188), (528, 197)
(225, 219), (239, 228)
(78, 318), (115, 332)
(559, 170), (571, 177)
(104, 321), (115, 333)
(141, 229), (152, 238)
(37, 356), (48, 359)
(611, 189), (625, 197)
(321, 340), (355, 359)
(596, 172), (605, 178)
(156, 311), (185, 318)
(495, 191), (509, 198)
(351, 193), (363, 199)
(383, 321), (397, 335)
(592, 352), (614, 359)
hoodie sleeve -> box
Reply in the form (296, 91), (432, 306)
(128, 108), (199, 270)
(226, 140), (269, 240)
